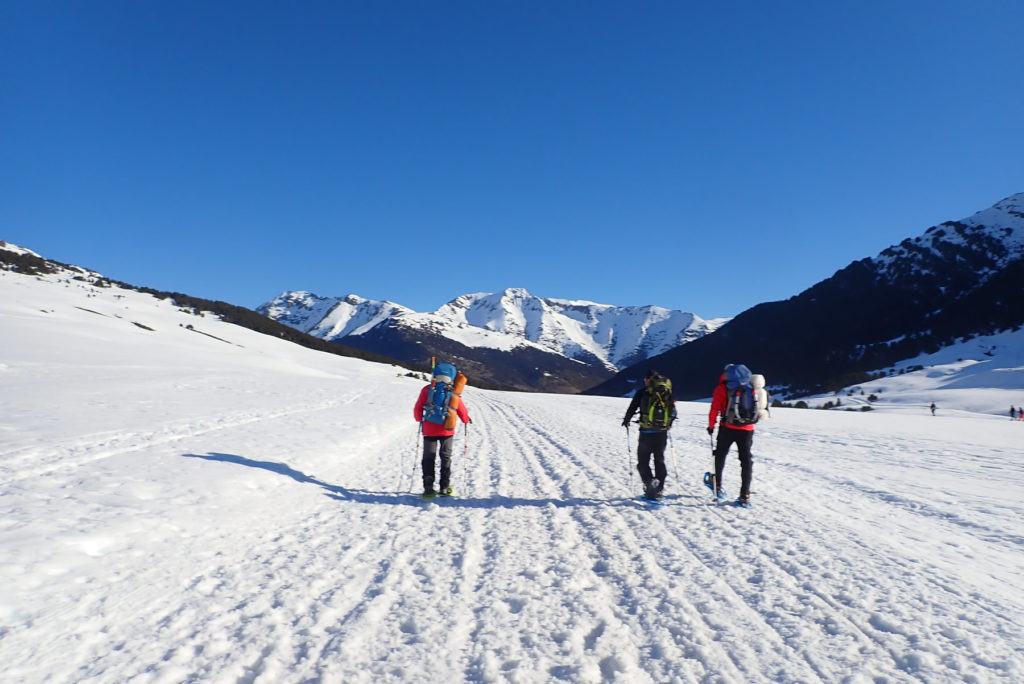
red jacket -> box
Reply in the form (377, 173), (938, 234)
(708, 377), (755, 432)
(414, 383), (471, 437)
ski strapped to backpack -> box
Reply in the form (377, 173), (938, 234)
(422, 361), (468, 427)
(723, 364), (769, 426)
(639, 375), (675, 430)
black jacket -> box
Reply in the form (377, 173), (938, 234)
(623, 385), (677, 432)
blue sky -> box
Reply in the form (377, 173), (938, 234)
(3, 1), (1022, 319)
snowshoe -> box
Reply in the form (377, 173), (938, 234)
(439, 486), (454, 497)
(736, 495), (752, 508)
(703, 472), (726, 500)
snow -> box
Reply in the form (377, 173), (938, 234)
(872, 191), (1024, 274)
(962, 192), (1024, 251)
(310, 296), (409, 339)
(262, 287), (726, 371)
(3, 265), (1024, 683)
(0, 241), (40, 258)
(796, 329), (1024, 416)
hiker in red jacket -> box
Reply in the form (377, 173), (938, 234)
(707, 367), (755, 505)
(413, 364), (471, 497)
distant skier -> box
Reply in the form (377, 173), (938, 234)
(930, 402), (937, 416)
(414, 362), (471, 497)
(1011, 406), (1017, 420)
(622, 370), (676, 500)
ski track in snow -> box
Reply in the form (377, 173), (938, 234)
(3, 383), (1024, 683)
(1, 396), (366, 483)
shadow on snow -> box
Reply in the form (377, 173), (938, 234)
(181, 452), (644, 510)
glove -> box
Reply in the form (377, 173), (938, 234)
(706, 427), (714, 436)
(622, 418), (630, 427)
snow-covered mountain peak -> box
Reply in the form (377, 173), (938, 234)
(960, 191), (1024, 249)
(434, 288), (550, 338)
(499, 286), (533, 300)
(0, 240), (41, 258)
(431, 288), (726, 369)
(872, 192), (1024, 280)
(268, 290), (324, 312)
(258, 291), (339, 333)
(990, 191), (1024, 215)
(257, 291), (413, 339)
(261, 287), (727, 375)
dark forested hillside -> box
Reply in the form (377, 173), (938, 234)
(588, 194), (1024, 399)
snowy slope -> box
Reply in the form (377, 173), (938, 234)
(0, 240), (40, 258)
(260, 287), (726, 371)
(796, 328), (1024, 415)
(874, 192), (1024, 278)
(258, 291), (415, 339)
(438, 289), (728, 368)
(2, 258), (1024, 683)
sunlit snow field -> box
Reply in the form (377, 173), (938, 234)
(2, 267), (1023, 683)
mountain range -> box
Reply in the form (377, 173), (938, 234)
(5, 192), (1021, 401)
(588, 192), (1024, 399)
(257, 289), (727, 393)
(262, 193), (1024, 399)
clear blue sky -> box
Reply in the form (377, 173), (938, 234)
(3, 1), (1022, 319)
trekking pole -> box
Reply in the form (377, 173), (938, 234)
(625, 425), (634, 495)
(708, 432), (718, 502)
(463, 421), (470, 495)
(411, 422), (422, 493)
(669, 431), (679, 494)
(400, 425), (407, 491)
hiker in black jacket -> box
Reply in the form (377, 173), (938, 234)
(622, 370), (677, 500)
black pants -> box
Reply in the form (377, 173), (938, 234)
(422, 436), (453, 491)
(637, 431), (668, 491)
(714, 426), (753, 498)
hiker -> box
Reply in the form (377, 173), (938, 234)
(706, 364), (767, 507)
(930, 402), (937, 416)
(622, 370), (677, 500)
(413, 362), (470, 497)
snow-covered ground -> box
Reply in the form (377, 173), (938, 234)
(794, 329), (1024, 418)
(2, 266), (1023, 683)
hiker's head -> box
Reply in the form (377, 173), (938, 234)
(720, 364), (733, 384)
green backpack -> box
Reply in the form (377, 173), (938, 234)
(639, 376), (674, 429)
